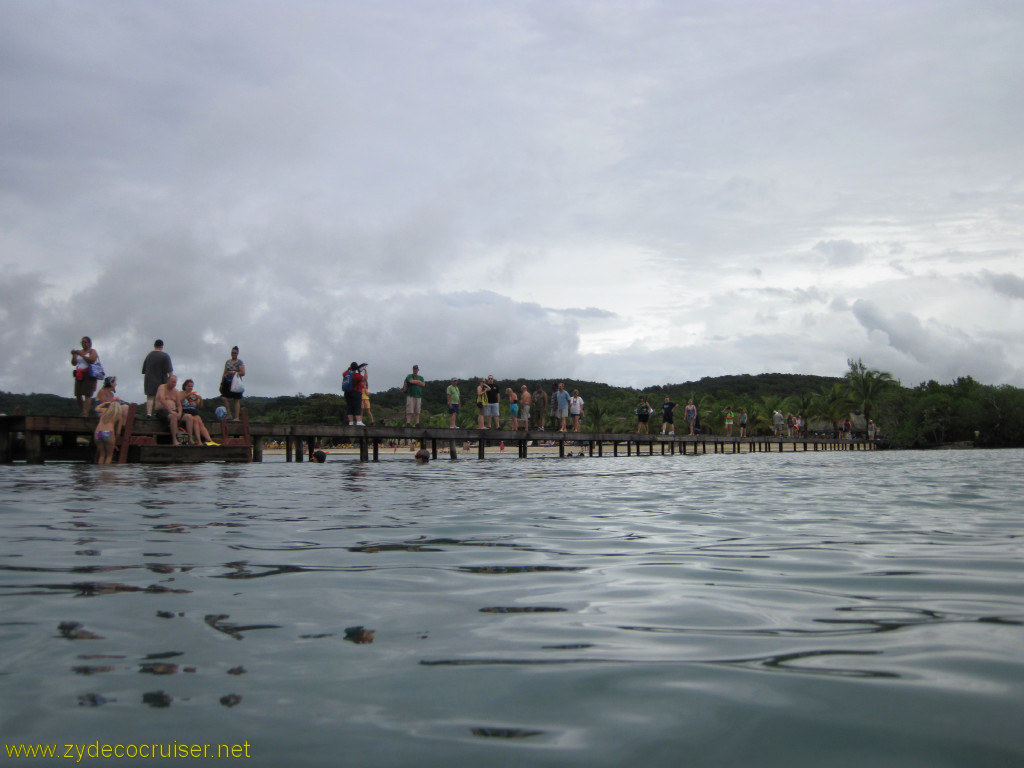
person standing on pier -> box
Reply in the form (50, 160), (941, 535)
(475, 378), (489, 429)
(739, 408), (748, 437)
(141, 340), (172, 418)
(636, 396), (652, 434)
(71, 336), (100, 416)
(684, 399), (697, 435)
(554, 383), (570, 432)
(532, 385), (548, 430)
(361, 368), (375, 426)
(519, 386), (532, 430)
(342, 362), (366, 426)
(484, 374), (501, 429)
(660, 396), (676, 435)
(219, 346), (246, 422)
(446, 378), (461, 428)
(506, 387), (519, 430)
(404, 364), (425, 427)
(723, 407), (734, 437)
(569, 389), (585, 431)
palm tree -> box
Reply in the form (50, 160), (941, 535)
(586, 402), (609, 433)
(756, 395), (783, 434)
(811, 383), (853, 432)
(845, 358), (895, 433)
(783, 393), (815, 436)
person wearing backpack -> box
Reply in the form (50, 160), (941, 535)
(342, 362), (366, 426)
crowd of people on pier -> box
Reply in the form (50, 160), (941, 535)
(70, 336), (247, 458)
(66, 337), (873, 463)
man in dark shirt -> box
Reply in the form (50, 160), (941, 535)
(661, 397), (677, 435)
(141, 339), (173, 417)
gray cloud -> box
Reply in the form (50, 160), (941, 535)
(977, 270), (1024, 300)
(812, 240), (867, 268)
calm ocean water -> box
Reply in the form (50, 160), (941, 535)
(1, 449), (1022, 767)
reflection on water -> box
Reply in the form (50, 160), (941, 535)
(1, 451), (1023, 767)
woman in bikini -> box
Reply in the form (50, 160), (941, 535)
(93, 401), (124, 464)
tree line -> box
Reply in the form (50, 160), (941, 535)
(4, 361), (1022, 448)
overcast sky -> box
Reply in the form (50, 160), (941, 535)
(2, 0), (1022, 402)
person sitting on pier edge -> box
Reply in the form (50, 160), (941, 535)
(154, 374), (185, 444)
(661, 396), (676, 435)
(95, 377), (119, 408)
(180, 379), (218, 446)
(342, 362), (366, 426)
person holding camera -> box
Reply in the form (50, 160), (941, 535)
(342, 362), (367, 426)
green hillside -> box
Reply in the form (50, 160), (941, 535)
(5, 365), (1023, 448)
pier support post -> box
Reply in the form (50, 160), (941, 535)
(24, 431), (43, 464)
(0, 423), (10, 463)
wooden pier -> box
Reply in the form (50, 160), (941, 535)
(2, 408), (877, 464)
